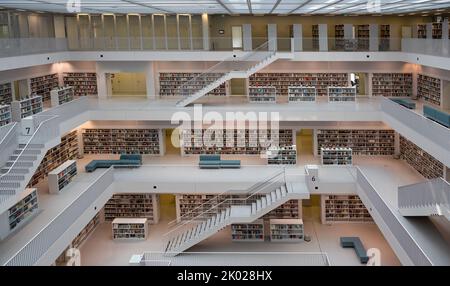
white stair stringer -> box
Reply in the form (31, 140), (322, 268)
(399, 203), (450, 221)
(163, 182), (309, 257)
(176, 52), (292, 107)
(0, 136), (60, 215)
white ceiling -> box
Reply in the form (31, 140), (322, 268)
(0, 0), (449, 15)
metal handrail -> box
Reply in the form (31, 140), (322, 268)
(0, 115), (58, 182)
(164, 168), (286, 238)
(167, 168), (285, 227)
(175, 39), (276, 105)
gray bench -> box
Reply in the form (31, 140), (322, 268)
(391, 98), (416, 109)
(340, 237), (369, 264)
(199, 155), (241, 169)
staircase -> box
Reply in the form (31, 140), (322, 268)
(398, 177), (450, 221)
(163, 170), (309, 257)
(176, 40), (293, 107)
(0, 116), (60, 214)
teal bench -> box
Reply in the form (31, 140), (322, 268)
(199, 155), (241, 169)
(423, 105), (450, 128)
(340, 237), (369, 264)
(391, 98), (416, 109)
(120, 154), (143, 164)
(85, 159), (141, 172)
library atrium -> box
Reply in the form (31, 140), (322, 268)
(0, 0), (449, 267)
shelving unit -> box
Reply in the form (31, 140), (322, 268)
(83, 129), (162, 155)
(321, 147), (353, 165)
(269, 219), (304, 242)
(432, 22), (442, 39)
(327, 87), (356, 102)
(267, 145), (297, 165)
(50, 86), (74, 106)
(417, 24), (427, 39)
(372, 73), (413, 97)
(0, 82), (13, 105)
(28, 130), (79, 187)
(335, 24), (345, 50)
(29, 74), (58, 101)
(400, 136), (444, 179)
(0, 105), (11, 126)
(418, 74), (441, 106)
(72, 213), (100, 248)
(159, 72), (226, 96)
(104, 194), (160, 223)
(288, 86), (316, 102)
(379, 25), (390, 51)
(357, 24), (370, 50)
(11, 95), (43, 121)
(312, 24), (319, 50)
(63, 72), (98, 96)
(112, 218), (148, 240)
(8, 188), (39, 231)
(48, 160), (77, 194)
(317, 129), (395, 156)
(248, 86), (277, 103)
(231, 219), (264, 242)
(321, 195), (373, 224)
(176, 195), (300, 221)
(249, 73), (349, 97)
(181, 129), (293, 155)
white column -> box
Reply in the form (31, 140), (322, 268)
(426, 23), (433, 39)
(412, 71), (418, 99)
(95, 63), (108, 99)
(318, 24), (328, 51)
(202, 13), (209, 51)
(292, 24), (303, 51)
(146, 62), (156, 99)
(268, 24), (277, 51)
(243, 24), (252, 51)
(369, 24), (379, 51)
(344, 24), (353, 39)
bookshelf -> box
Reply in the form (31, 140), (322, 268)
(321, 147), (353, 165)
(48, 160), (77, 194)
(8, 188), (39, 231)
(357, 24), (370, 50)
(104, 194), (160, 223)
(379, 25), (390, 51)
(269, 219), (304, 242)
(0, 82), (13, 105)
(159, 72), (226, 97)
(11, 95), (43, 121)
(317, 129), (395, 156)
(231, 219), (264, 242)
(0, 105), (11, 126)
(432, 22), (442, 39)
(112, 218), (148, 240)
(335, 24), (345, 50)
(28, 130), (79, 187)
(176, 194), (300, 221)
(248, 86), (277, 103)
(29, 74), (58, 101)
(83, 129), (162, 155)
(372, 73), (413, 97)
(321, 195), (373, 224)
(288, 86), (316, 102)
(312, 25), (319, 50)
(249, 73), (349, 97)
(400, 136), (444, 179)
(327, 87), (356, 102)
(63, 72), (98, 97)
(267, 145), (297, 165)
(417, 24), (427, 39)
(181, 129), (293, 155)
(418, 74), (441, 106)
(50, 86), (74, 106)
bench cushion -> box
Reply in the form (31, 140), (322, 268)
(340, 237), (369, 264)
(200, 155), (221, 161)
(120, 154), (142, 163)
(391, 98), (416, 109)
(199, 161), (221, 169)
(424, 105), (450, 128)
(220, 160), (241, 168)
(85, 159), (141, 172)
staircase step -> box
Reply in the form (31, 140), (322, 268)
(0, 168), (29, 174)
(19, 144), (44, 149)
(1, 174), (25, 181)
(261, 197), (267, 208)
(0, 189), (15, 195)
(281, 185), (287, 194)
(251, 202), (256, 214)
(226, 208), (231, 217)
(0, 182), (20, 188)
(5, 161), (33, 167)
(221, 211), (226, 221)
(206, 219), (211, 230)
(13, 149), (41, 155)
(256, 200), (262, 211)
(9, 155), (37, 161)
(281, 187), (287, 197)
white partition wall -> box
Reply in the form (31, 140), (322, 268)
(268, 24), (277, 51)
(443, 19), (449, 41)
(369, 24), (379, 51)
(243, 24), (252, 51)
(426, 23), (433, 39)
(319, 24), (328, 51)
(202, 13), (209, 51)
(292, 24), (303, 51)
(344, 24), (353, 40)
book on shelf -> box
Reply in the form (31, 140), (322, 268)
(5, 188), (39, 237)
(321, 147), (353, 165)
(0, 105), (12, 126)
(63, 72), (98, 97)
(266, 145), (297, 165)
(29, 74), (59, 101)
(159, 72), (226, 97)
(48, 160), (77, 194)
(372, 73), (412, 97)
(321, 195), (373, 224)
(11, 95), (43, 121)
(231, 219), (264, 242)
(269, 219), (304, 242)
(248, 86), (277, 103)
(104, 194), (160, 223)
(288, 86), (317, 102)
(417, 24), (427, 39)
(0, 82), (13, 105)
(417, 74), (441, 106)
(50, 86), (75, 106)
(112, 218), (148, 240)
(327, 87), (356, 102)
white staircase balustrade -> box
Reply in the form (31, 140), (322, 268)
(398, 178), (450, 220)
(163, 169), (309, 257)
(175, 40), (293, 107)
(0, 115), (60, 214)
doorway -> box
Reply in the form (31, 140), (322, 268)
(159, 194), (177, 222)
(302, 195), (321, 222)
(296, 129), (314, 164)
(165, 128), (181, 155)
(232, 26), (243, 50)
(108, 72), (147, 97)
(14, 79), (29, 100)
(350, 73), (368, 96)
(230, 78), (246, 96)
